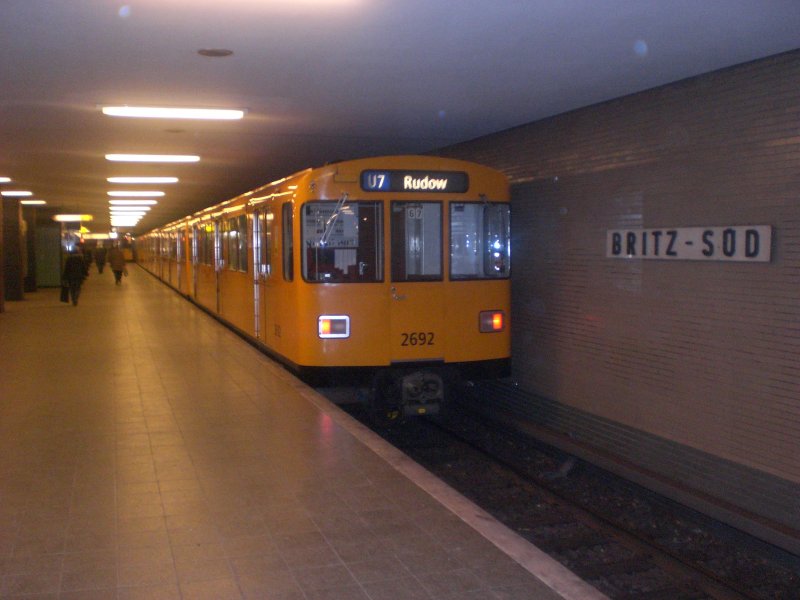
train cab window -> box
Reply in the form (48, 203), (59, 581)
(301, 201), (383, 283)
(450, 202), (511, 279)
(391, 202), (442, 281)
(282, 203), (293, 281)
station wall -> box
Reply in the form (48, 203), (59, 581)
(436, 50), (800, 545)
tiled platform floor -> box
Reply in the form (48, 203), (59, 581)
(0, 265), (601, 599)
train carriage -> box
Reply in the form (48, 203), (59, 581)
(138, 155), (510, 420)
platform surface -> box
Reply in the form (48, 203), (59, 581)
(0, 266), (605, 599)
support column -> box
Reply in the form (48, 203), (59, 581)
(2, 198), (24, 301)
(0, 196), (4, 312)
(23, 207), (37, 292)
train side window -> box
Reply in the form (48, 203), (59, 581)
(301, 201), (383, 283)
(391, 202), (442, 282)
(450, 202), (510, 279)
(206, 225), (215, 265)
(214, 221), (223, 270)
(282, 203), (294, 281)
(237, 214), (247, 272)
(194, 227), (201, 263)
(226, 214), (247, 272)
(195, 227), (202, 264)
(178, 230), (186, 261)
(227, 218), (236, 271)
(197, 225), (212, 265)
(256, 210), (273, 278)
(221, 220), (231, 268)
(191, 227), (198, 263)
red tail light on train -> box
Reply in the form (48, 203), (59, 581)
(479, 310), (505, 333)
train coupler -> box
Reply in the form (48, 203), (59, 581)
(400, 371), (443, 416)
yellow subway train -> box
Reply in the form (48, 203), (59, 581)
(137, 155), (510, 420)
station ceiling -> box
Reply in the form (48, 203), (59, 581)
(1, 1), (799, 234)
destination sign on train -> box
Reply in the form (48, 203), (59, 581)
(361, 170), (469, 193)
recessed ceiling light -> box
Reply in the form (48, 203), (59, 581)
(21, 199), (47, 205)
(108, 191), (165, 197)
(109, 199), (158, 206)
(54, 214), (93, 222)
(198, 48), (233, 58)
(102, 106), (244, 120)
(105, 154), (200, 163)
(0, 177), (11, 183)
(1, 190), (33, 197)
(110, 217), (141, 226)
(107, 177), (178, 184)
(106, 154), (200, 163)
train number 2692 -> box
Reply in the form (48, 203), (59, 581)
(400, 332), (435, 346)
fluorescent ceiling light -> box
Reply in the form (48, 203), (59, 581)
(107, 177), (178, 184)
(102, 106), (245, 120)
(1, 190), (33, 197)
(108, 190), (165, 197)
(54, 214), (93, 222)
(105, 154), (200, 163)
(109, 199), (158, 205)
(21, 200), (47, 205)
(110, 208), (150, 213)
(0, 177), (11, 183)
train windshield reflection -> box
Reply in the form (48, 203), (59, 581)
(302, 201), (383, 283)
(450, 202), (510, 279)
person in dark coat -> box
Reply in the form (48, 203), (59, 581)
(107, 243), (126, 284)
(94, 244), (107, 273)
(62, 249), (86, 306)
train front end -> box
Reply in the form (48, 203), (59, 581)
(295, 157), (511, 420)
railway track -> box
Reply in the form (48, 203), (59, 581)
(327, 387), (800, 600)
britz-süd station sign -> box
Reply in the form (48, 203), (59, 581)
(606, 226), (772, 262)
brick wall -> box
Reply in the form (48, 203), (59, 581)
(435, 50), (800, 541)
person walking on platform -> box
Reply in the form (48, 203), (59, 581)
(107, 243), (127, 285)
(62, 248), (86, 306)
(94, 243), (107, 273)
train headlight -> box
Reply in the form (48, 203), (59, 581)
(318, 315), (350, 338)
(479, 310), (505, 333)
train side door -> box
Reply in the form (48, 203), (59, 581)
(191, 225), (199, 298)
(176, 231), (183, 290)
(252, 208), (275, 342)
(214, 220), (222, 313)
(388, 201), (444, 362)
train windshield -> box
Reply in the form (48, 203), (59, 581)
(450, 202), (511, 279)
(302, 201), (383, 283)
(391, 202), (442, 282)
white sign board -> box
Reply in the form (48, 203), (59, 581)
(606, 226), (771, 262)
